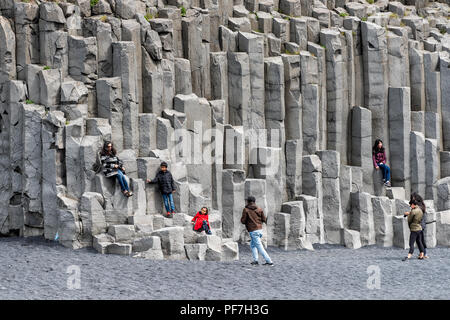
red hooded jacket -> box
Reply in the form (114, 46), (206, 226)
(192, 211), (210, 231)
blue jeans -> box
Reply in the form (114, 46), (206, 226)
(196, 220), (212, 234)
(378, 163), (391, 182)
(162, 193), (175, 212)
(249, 230), (272, 263)
(116, 170), (129, 192)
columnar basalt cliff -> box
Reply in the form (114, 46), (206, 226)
(0, 0), (450, 260)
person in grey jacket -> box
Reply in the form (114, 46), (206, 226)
(100, 141), (132, 197)
(146, 162), (176, 217)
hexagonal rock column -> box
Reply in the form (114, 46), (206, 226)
(222, 169), (245, 242)
(301, 155), (325, 243)
(281, 201), (313, 250)
(68, 35), (98, 84)
(440, 53), (450, 150)
(343, 229), (361, 249)
(393, 200), (410, 249)
(361, 21), (389, 144)
(317, 150), (344, 244)
(423, 200), (436, 249)
(351, 192), (376, 247)
(388, 87), (411, 195)
(282, 54), (301, 141)
(65, 118), (85, 200)
(387, 27), (410, 88)
(409, 42), (426, 111)
(38, 2), (68, 77)
(300, 51), (320, 155)
(174, 58), (192, 95)
(371, 196), (394, 247)
(296, 195), (322, 244)
(436, 177), (450, 212)
(112, 41), (139, 151)
(14, 1), (39, 81)
(351, 106), (374, 195)
(227, 52), (251, 127)
(22, 104), (46, 237)
(286, 139), (302, 200)
(2, 81), (27, 235)
(343, 16), (364, 107)
(122, 19), (143, 113)
(320, 29), (349, 164)
(410, 131), (426, 197)
(142, 49), (163, 117)
(96, 77), (123, 152)
(182, 14), (210, 99)
(42, 111), (66, 240)
(436, 211), (450, 247)
(82, 18), (114, 78)
(151, 226), (186, 260)
(425, 138), (439, 200)
(238, 32), (266, 132)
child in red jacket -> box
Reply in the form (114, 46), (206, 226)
(191, 207), (212, 235)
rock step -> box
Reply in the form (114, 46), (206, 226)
(386, 187), (406, 200)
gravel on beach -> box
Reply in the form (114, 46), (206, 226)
(1, 236), (449, 300)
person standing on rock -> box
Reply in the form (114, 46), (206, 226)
(402, 199), (425, 261)
(241, 196), (274, 266)
(146, 161), (176, 217)
(99, 141), (133, 197)
(373, 139), (391, 187)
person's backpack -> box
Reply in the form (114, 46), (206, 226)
(421, 211), (426, 229)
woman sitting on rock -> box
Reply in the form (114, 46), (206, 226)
(372, 139), (391, 187)
(100, 141), (133, 197)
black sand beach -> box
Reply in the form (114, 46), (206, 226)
(1, 236), (449, 300)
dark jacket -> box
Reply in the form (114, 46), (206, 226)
(149, 170), (175, 194)
(100, 153), (124, 177)
(372, 150), (386, 168)
(241, 204), (266, 232)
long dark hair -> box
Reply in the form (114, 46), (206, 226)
(372, 139), (385, 154)
(101, 141), (116, 156)
(410, 192), (426, 213)
(200, 207), (209, 215)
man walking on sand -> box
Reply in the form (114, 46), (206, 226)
(241, 196), (274, 266)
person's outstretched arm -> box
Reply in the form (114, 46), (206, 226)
(146, 174), (158, 184)
(191, 212), (199, 224)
